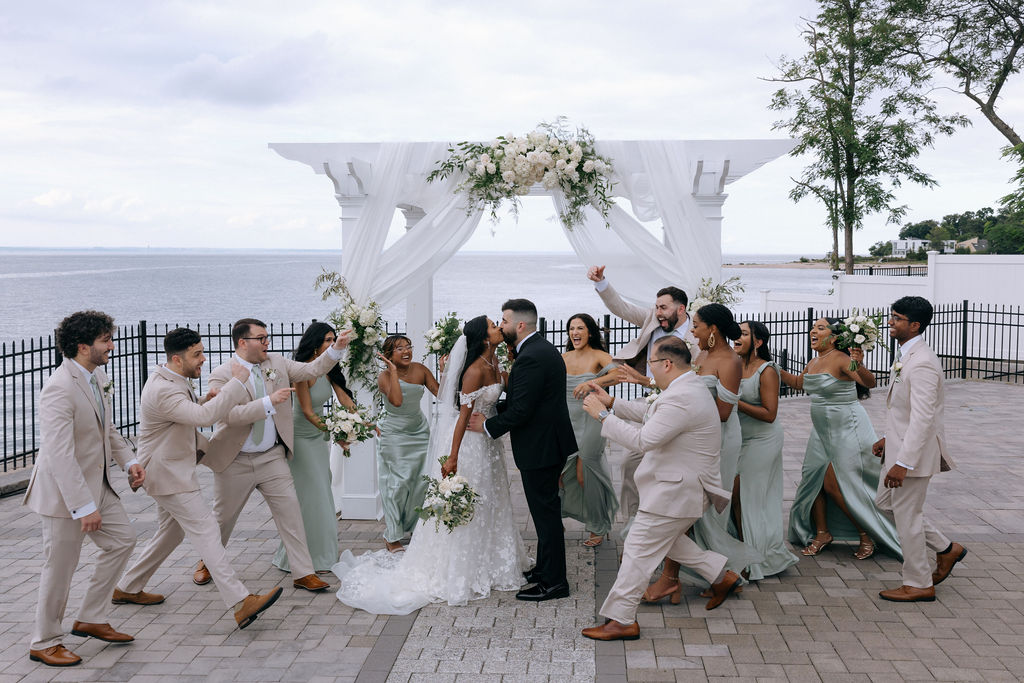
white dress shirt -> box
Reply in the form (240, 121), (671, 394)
(233, 354), (279, 453)
(892, 334), (924, 471)
(594, 278), (691, 377)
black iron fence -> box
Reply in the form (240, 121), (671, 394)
(851, 264), (928, 276)
(3, 301), (1021, 472)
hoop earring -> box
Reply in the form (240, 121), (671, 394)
(709, 332), (716, 349)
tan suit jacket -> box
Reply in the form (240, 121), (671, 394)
(136, 366), (253, 496)
(23, 360), (134, 518)
(601, 371), (729, 519)
(201, 349), (339, 472)
(885, 339), (953, 477)
(597, 281), (697, 373)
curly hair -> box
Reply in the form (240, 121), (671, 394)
(564, 313), (606, 353)
(294, 321), (351, 398)
(456, 315), (490, 408)
(164, 327), (201, 358)
(56, 310), (115, 359)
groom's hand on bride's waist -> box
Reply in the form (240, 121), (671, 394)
(467, 412), (486, 433)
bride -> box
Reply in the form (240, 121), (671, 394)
(333, 316), (531, 614)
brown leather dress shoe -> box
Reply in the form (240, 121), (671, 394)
(193, 561), (212, 586)
(29, 644), (82, 667)
(581, 619), (640, 641)
(112, 588), (165, 605)
(706, 570), (741, 610)
(234, 587), (284, 629)
(932, 543), (967, 585)
(879, 585), (936, 602)
(293, 574), (330, 592)
(70, 621), (134, 643)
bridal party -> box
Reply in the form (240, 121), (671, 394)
(23, 268), (966, 666)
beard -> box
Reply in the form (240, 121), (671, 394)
(500, 327), (517, 348)
(659, 311), (679, 331)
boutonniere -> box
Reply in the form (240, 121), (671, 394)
(891, 361), (903, 383)
(645, 387), (662, 405)
(187, 378), (197, 393)
(264, 368), (278, 382)
(102, 379), (114, 398)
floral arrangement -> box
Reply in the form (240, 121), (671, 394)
(689, 276), (746, 313)
(264, 368), (278, 382)
(102, 379), (114, 399)
(416, 456), (481, 533)
(426, 117), (615, 229)
(315, 269), (386, 402)
(423, 312), (462, 360)
(834, 310), (882, 371)
(495, 342), (513, 373)
(891, 359), (904, 383)
(320, 402), (377, 456)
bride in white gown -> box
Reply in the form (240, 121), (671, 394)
(333, 316), (530, 614)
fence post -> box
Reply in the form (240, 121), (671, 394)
(960, 300), (968, 380)
(139, 320), (148, 393)
(53, 328), (63, 366)
(539, 316), (547, 337)
(603, 314), (611, 352)
(806, 307), (815, 363)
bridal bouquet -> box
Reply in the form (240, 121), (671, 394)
(835, 310), (882, 371)
(423, 312), (462, 359)
(320, 402), (377, 456)
(316, 269), (386, 398)
(427, 117), (615, 229)
(416, 457), (481, 532)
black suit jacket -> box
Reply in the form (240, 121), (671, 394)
(485, 333), (577, 471)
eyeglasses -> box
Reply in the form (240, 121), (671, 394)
(889, 314), (909, 323)
(649, 357), (671, 365)
(242, 335), (271, 344)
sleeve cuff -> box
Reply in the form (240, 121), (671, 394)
(325, 345), (345, 361)
(71, 501), (97, 519)
(594, 279), (609, 293)
(262, 396), (276, 415)
(895, 460), (915, 470)
(125, 458), (139, 470)
(482, 422), (492, 439)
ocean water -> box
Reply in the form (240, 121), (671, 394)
(0, 249), (832, 343)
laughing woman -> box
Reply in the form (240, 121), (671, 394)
(376, 335), (439, 552)
(561, 314), (619, 547)
(779, 318), (901, 562)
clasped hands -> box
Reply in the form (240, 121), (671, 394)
(581, 382), (613, 420)
(872, 436), (907, 488)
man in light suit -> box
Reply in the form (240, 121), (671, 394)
(873, 296), (965, 602)
(579, 337), (742, 640)
(586, 265), (697, 527)
(191, 318), (349, 591)
(116, 328), (286, 629)
(24, 311), (146, 667)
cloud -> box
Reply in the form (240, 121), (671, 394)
(32, 189), (73, 207)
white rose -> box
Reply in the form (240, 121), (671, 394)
(582, 159), (595, 173)
(486, 162), (496, 174)
(479, 153), (490, 165)
(556, 159), (567, 171)
(502, 170), (516, 183)
(449, 481), (464, 494)
(856, 315), (867, 323)
(854, 334), (866, 344)
(542, 171), (559, 189)
(849, 324), (860, 333)
(359, 310), (376, 326)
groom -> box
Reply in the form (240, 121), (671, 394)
(469, 298), (577, 601)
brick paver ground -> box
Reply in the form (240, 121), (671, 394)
(0, 379), (1021, 682)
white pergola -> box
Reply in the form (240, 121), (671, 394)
(270, 139), (795, 519)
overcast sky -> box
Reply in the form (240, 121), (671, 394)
(1, 0), (1021, 255)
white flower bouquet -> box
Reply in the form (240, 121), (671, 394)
(835, 309), (883, 371)
(320, 402), (377, 456)
(423, 312), (462, 359)
(416, 457), (481, 533)
(427, 117), (615, 229)
(315, 269), (387, 401)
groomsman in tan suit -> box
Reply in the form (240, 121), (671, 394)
(579, 337), (742, 640)
(116, 328), (285, 629)
(873, 296), (965, 602)
(192, 318), (349, 591)
(24, 311), (146, 666)
(586, 265), (697, 524)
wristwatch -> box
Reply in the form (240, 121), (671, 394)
(598, 408), (613, 421)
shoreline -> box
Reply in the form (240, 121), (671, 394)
(724, 261), (831, 270)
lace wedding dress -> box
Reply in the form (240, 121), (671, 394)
(333, 338), (530, 615)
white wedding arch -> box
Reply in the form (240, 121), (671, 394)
(270, 138), (795, 519)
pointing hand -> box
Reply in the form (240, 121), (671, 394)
(586, 265), (606, 283)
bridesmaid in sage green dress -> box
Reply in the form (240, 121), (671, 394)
(273, 322), (356, 573)
(376, 335), (439, 553)
(733, 321), (799, 580)
(560, 313), (619, 547)
(779, 317), (901, 561)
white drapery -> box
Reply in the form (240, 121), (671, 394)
(341, 140), (718, 309)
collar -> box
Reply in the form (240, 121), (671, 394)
(899, 335), (923, 355)
(662, 370), (694, 391)
(515, 331), (538, 354)
(69, 358), (101, 382)
(161, 364), (191, 381)
(233, 353), (258, 370)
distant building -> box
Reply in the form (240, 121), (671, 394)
(887, 238), (956, 258)
(956, 236), (989, 253)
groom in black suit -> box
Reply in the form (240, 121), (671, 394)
(469, 299), (577, 601)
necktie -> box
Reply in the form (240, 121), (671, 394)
(89, 374), (105, 421)
(251, 365), (266, 444)
(894, 345), (903, 362)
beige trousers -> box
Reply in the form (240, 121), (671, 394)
(600, 510), (727, 625)
(119, 489), (249, 608)
(212, 445), (314, 577)
(32, 486), (136, 650)
(875, 473), (950, 588)
(618, 447), (644, 520)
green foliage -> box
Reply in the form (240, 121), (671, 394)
(898, 219), (938, 240)
(768, 0), (969, 274)
(695, 276), (746, 308)
(868, 240), (893, 257)
(985, 218), (1024, 254)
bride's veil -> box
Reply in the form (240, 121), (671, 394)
(426, 334), (467, 474)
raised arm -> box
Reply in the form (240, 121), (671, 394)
(377, 355), (403, 407)
(159, 378), (250, 428)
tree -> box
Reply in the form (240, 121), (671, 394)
(926, 224), (952, 250)
(940, 207), (994, 240)
(869, 240), (894, 257)
(984, 217), (1024, 253)
(768, 0), (968, 274)
(898, 219), (939, 239)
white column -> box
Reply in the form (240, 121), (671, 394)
(693, 194), (726, 285)
(399, 205), (437, 420)
(328, 191), (384, 520)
